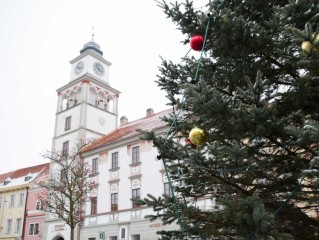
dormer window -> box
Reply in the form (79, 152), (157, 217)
(25, 173), (32, 181)
(4, 180), (10, 186)
(25, 176), (32, 181)
(3, 177), (11, 186)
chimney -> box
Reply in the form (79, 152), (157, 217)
(120, 116), (128, 126)
(146, 108), (154, 117)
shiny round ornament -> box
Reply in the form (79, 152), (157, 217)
(190, 35), (204, 51)
(301, 41), (313, 55)
(311, 32), (319, 46)
(187, 77), (193, 82)
(189, 127), (208, 146)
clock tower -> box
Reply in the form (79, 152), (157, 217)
(51, 40), (120, 154)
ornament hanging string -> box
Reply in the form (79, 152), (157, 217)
(245, 157), (318, 240)
(160, 16), (212, 240)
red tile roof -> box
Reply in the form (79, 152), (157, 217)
(0, 163), (50, 183)
(82, 108), (173, 152)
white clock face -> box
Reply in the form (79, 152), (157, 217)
(93, 62), (105, 77)
(74, 61), (84, 74)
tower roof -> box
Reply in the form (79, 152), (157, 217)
(80, 40), (103, 56)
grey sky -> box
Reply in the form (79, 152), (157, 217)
(0, 0), (206, 173)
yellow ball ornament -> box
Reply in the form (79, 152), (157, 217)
(311, 32), (319, 45)
(301, 41), (313, 55)
(189, 127), (208, 146)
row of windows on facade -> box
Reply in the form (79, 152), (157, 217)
(0, 195), (44, 211)
(4, 218), (39, 236)
(90, 183), (171, 214)
(60, 96), (114, 112)
(60, 142), (140, 169)
(90, 147), (140, 175)
(0, 193), (25, 208)
(89, 188), (140, 213)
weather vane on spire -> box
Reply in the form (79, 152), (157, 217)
(92, 27), (95, 41)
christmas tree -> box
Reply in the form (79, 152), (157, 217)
(139, 0), (319, 239)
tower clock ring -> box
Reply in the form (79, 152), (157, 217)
(93, 62), (105, 77)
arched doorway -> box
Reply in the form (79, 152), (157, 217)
(53, 235), (64, 240)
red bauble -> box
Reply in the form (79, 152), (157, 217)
(190, 35), (204, 51)
(185, 138), (197, 149)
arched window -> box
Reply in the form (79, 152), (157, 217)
(106, 96), (114, 113)
(61, 95), (68, 111)
(69, 91), (75, 107)
(89, 87), (97, 105)
(97, 92), (106, 109)
(76, 87), (82, 104)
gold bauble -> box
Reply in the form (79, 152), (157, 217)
(301, 41), (313, 55)
(311, 32), (319, 46)
(189, 127), (208, 146)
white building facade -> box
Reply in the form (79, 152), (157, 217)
(42, 40), (181, 240)
(43, 40), (121, 240)
(80, 109), (179, 240)
(42, 38), (217, 240)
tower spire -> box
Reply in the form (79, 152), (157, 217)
(92, 27), (95, 41)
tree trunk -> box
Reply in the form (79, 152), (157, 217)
(70, 227), (75, 240)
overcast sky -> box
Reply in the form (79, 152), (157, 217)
(0, 0), (206, 174)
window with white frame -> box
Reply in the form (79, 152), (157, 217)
(132, 188), (140, 208)
(65, 116), (71, 131)
(111, 193), (118, 211)
(62, 141), (69, 156)
(91, 197), (97, 214)
(29, 223), (39, 235)
(132, 146), (140, 164)
(120, 227), (126, 238)
(60, 168), (68, 183)
(18, 193), (24, 207)
(6, 219), (12, 234)
(15, 218), (21, 233)
(36, 200), (44, 210)
(9, 194), (15, 208)
(92, 158), (98, 174)
(112, 152), (118, 169)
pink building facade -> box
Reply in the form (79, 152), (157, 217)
(24, 166), (49, 240)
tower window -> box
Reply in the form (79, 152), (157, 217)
(132, 146), (140, 164)
(65, 116), (71, 131)
(62, 141), (69, 156)
(60, 168), (68, 182)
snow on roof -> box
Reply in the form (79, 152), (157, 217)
(0, 163), (50, 189)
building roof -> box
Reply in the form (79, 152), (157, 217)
(0, 163), (50, 189)
(82, 108), (173, 153)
